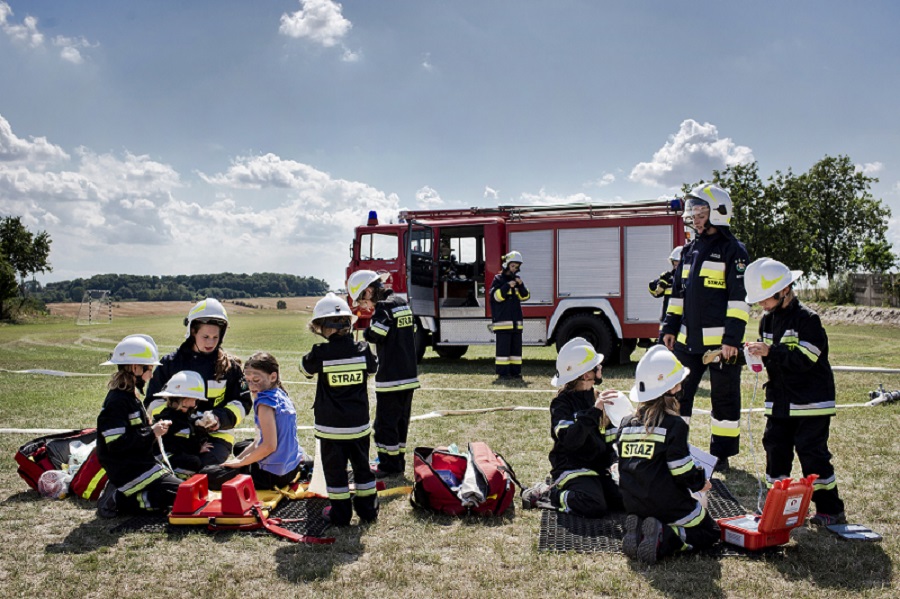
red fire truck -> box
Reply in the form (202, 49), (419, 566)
(346, 200), (686, 363)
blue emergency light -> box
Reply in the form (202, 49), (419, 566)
(367, 210), (378, 226)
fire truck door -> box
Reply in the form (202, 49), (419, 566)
(405, 221), (437, 318)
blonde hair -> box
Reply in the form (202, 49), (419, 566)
(634, 394), (680, 432)
(108, 366), (138, 392)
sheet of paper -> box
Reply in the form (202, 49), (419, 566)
(689, 444), (718, 479)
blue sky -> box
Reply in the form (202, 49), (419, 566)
(1, 1), (898, 289)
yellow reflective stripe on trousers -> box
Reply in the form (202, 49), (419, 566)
(711, 417), (740, 438)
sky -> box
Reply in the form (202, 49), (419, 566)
(1, 0), (898, 290)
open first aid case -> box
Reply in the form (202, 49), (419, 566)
(717, 474), (817, 550)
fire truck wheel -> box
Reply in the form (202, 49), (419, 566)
(434, 345), (468, 360)
(555, 314), (616, 364)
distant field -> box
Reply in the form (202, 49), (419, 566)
(0, 310), (897, 599)
(46, 296), (321, 318)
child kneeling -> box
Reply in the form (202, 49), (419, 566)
(204, 352), (308, 491)
(617, 346), (720, 564)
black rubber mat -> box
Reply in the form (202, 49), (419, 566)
(110, 496), (331, 539)
(538, 479), (780, 557)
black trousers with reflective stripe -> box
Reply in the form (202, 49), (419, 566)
(763, 415), (844, 515)
(550, 473), (623, 518)
(495, 329), (523, 376)
(656, 510), (720, 558)
(115, 473), (182, 515)
(675, 350), (742, 459)
(374, 389), (414, 473)
(320, 436), (378, 525)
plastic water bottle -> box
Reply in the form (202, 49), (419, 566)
(605, 392), (634, 428)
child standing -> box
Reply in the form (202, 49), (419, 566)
(96, 335), (182, 517)
(617, 345), (719, 564)
(152, 369), (211, 479)
(300, 293), (379, 525)
(489, 251), (530, 381)
(347, 269), (420, 476)
(204, 352), (307, 491)
(520, 337), (624, 517)
(648, 245), (682, 342)
(744, 257), (846, 525)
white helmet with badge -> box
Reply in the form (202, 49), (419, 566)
(629, 345), (690, 403)
(668, 245), (683, 264)
(744, 258), (803, 304)
(311, 292), (358, 325)
(684, 184), (733, 230)
(346, 270), (390, 303)
(102, 334), (162, 366)
(502, 250), (524, 269)
(154, 370), (207, 401)
(184, 298), (229, 340)
(551, 337), (604, 387)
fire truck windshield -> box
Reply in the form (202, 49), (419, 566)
(359, 232), (399, 261)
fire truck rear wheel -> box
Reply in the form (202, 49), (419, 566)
(556, 314), (616, 364)
(434, 345), (468, 360)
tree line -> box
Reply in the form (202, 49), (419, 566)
(34, 272), (330, 303)
(693, 154), (896, 281)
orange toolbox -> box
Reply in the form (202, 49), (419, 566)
(717, 474), (817, 550)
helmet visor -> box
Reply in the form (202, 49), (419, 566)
(683, 197), (710, 229)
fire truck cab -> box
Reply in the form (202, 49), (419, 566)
(346, 200), (685, 363)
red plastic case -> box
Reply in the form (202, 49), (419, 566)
(717, 474), (817, 550)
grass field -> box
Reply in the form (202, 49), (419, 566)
(1, 308), (898, 599)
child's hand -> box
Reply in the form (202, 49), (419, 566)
(199, 441), (213, 453)
(701, 479), (713, 493)
(595, 389), (618, 409)
(152, 420), (171, 438)
(222, 459), (242, 469)
(745, 341), (769, 357)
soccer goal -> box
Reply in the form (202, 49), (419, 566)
(75, 289), (112, 325)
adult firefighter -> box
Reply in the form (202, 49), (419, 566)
(489, 250), (530, 381)
(648, 245), (683, 342)
(348, 269), (420, 476)
(661, 184), (750, 471)
(146, 298), (252, 467)
(744, 258), (846, 526)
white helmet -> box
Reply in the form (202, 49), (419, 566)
(629, 345), (690, 403)
(502, 250), (524, 269)
(184, 298), (229, 339)
(744, 258), (803, 304)
(551, 337), (604, 387)
(668, 246), (683, 264)
(684, 184), (732, 229)
(311, 292), (358, 324)
(102, 335), (162, 366)
(154, 370), (206, 401)
(346, 270), (390, 303)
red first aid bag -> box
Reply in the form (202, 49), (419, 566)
(411, 441), (518, 517)
(14, 428), (107, 500)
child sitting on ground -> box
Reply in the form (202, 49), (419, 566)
(204, 352), (308, 491)
(300, 293), (379, 526)
(521, 337), (624, 518)
(617, 345), (720, 564)
(152, 369), (212, 479)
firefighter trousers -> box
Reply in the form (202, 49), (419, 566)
(199, 435), (234, 468)
(675, 350), (742, 459)
(495, 328), (523, 376)
(373, 389), (414, 473)
(201, 440), (307, 491)
(656, 510), (721, 558)
(763, 416), (844, 515)
(116, 472), (182, 515)
(550, 473), (624, 518)
(320, 436), (379, 525)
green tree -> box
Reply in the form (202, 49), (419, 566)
(797, 155), (893, 280)
(0, 257), (19, 320)
(0, 216), (52, 287)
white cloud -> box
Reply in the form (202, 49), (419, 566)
(341, 47), (360, 62)
(416, 185), (443, 207)
(587, 173), (615, 188)
(422, 52), (433, 71)
(629, 119), (755, 188)
(0, 113), (70, 163)
(279, 0), (351, 47)
(519, 188), (593, 206)
(856, 161), (884, 176)
(0, 2), (96, 62)
(484, 186), (499, 201)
